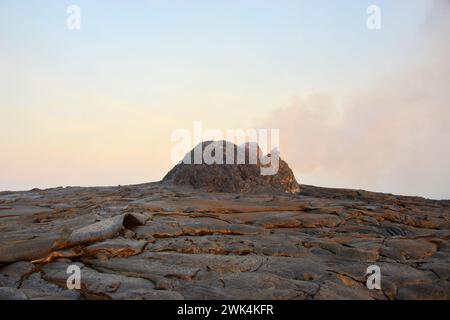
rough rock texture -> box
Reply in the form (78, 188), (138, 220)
(162, 141), (300, 194)
(0, 182), (449, 300)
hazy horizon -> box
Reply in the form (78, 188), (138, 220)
(1, 0), (449, 199)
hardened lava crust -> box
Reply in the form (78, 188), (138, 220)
(0, 181), (449, 300)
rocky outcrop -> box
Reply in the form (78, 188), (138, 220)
(162, 141), (300, 194)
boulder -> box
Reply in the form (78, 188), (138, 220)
(162, 141), (300, 194)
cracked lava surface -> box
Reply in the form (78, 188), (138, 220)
(0, 183), (449, 300)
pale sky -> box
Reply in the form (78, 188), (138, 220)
(1, 0), (449, 199)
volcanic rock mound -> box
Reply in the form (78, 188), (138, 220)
(162, 141), (300, 194)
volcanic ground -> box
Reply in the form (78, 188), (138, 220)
(0, 182), (449, 300)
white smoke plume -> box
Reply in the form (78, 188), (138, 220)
(261, 1), (450, 199)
